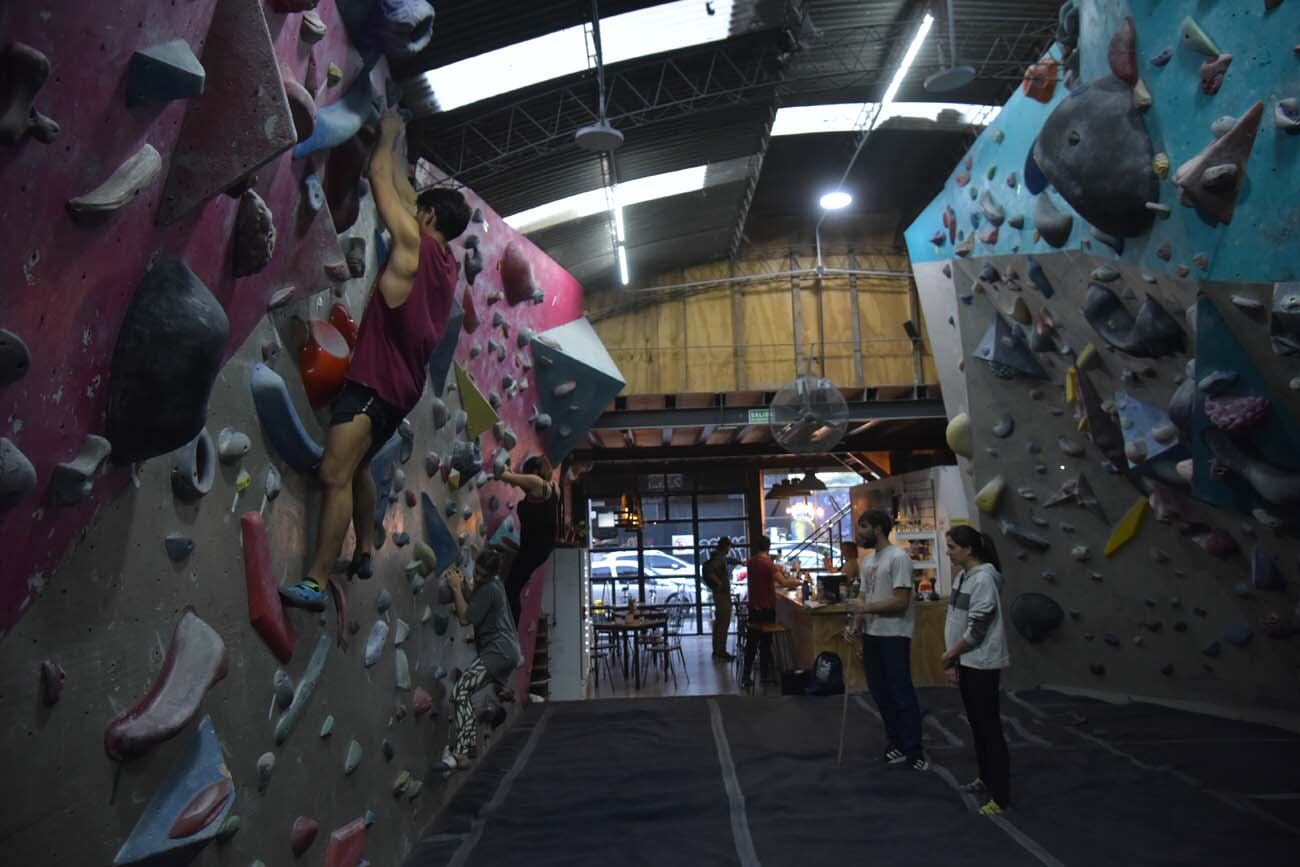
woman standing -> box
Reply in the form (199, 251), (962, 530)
(442, 547), (522, 771)
(940, 525), (1012, 815)
(500, 456), (558, 625)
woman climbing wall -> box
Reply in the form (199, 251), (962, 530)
(499, 455), (558, 625)
(443, 547), (521, 771)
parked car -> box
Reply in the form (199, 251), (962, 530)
(589, 549), (697, 606)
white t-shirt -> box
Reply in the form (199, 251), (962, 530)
(859, 544), (915, 638)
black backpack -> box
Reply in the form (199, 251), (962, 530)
(807, 651), (844, 695)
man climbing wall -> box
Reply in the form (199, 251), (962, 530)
(280, 109), (470, 610)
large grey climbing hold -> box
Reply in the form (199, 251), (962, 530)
(1010, 593), (1064, 643)
(1032, 76), (1157, 238)
(1033, 193), (1074, 248)
(364, 619), (389, 667)
(164, 533), (194, 562)
(272, 669), (294, 710)
(106, 258), (229, 464)
(393, 618), (410, 646)
(1083, 284), (1184, 358)
(999, 519), (1051, 551)
(233, 190), (276, 277)
(1, 42), (60, 144)
(344, 739), (363, 774)
(216, 428), (251, 463)
(49, 435), (112, 505)
(66, 144), (162, 219)
(169, 427), (215, 502)
(0, 328), (30, 386)
(257, 751), (276, 792)
(125, 40), (205, 106)
(0, 437), (37, 510)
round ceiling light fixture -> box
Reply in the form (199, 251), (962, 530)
(819, 190), (852, 210)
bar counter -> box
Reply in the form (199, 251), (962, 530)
(773, 591), (950, 689)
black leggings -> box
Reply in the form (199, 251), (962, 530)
(505, 552), (549, 625)
(958, 665), (1011, 806)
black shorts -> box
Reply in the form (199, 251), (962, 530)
(330, 381), (404, 463)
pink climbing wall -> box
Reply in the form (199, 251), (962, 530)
(0, 1), (371, 635)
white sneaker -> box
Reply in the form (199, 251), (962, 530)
(440, 747), (461, 772)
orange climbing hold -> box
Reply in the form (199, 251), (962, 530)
(1022, 56), (1058, 103)
(328, 303), (358, 350)
(299, 319), (350, 408)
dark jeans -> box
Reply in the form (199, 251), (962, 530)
(861, 635), (924, 760)
(958, 665), (1011, 805)
(505, 549), (550, 625)
(742, 607), (775, 683)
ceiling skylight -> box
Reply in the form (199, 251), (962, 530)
(771, 102), (1001, 137)
(504, 164), (709, 235)
(419, 0), (736, 113)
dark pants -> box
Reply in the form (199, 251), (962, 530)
(505, 549), (550, 625)
(742, 607), (775, 683)
(958, 665), (1011, 805)
(861, 635), (924, 760)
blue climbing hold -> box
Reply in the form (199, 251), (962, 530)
(1023, 145), (1047, 196)
(426, 301), (464, 398)
(369, 433), (403, 526)
(292, 57), (380, 160)
(421, 492), (461, 578)
(250, 363), (323, 474)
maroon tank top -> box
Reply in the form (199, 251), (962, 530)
(346, 233), (457, 412)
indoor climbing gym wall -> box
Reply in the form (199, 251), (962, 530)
(0, 1), (619, 865)
(906, 0), (1300, 714)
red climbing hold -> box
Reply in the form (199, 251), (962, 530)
(500, 241), (539, 305)
(241, 512), (297, 664)
(1022, 56), (1058, 103)
(168, 778), (234, 839)
(291, 816), (320, 857)
(299, 318), (350, 408)
(328, 303), (359, 350)
(104, 608), (228, 761)
(1107, 17), (1138, 86)
(412, 686), (434, 715)
(322, 815), (370, 867)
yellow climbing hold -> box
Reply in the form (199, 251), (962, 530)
(945, 412), (973, 458)
(975, 475), (1005, 514)
(453, 363), (499, 440)
(1065, 366), (1079, 404)
(235, 468), (252, 492)
(1076, 344), (1098, 371)
(1104, 497), (1148, 557)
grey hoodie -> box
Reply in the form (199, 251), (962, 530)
(944, 562), (1010, 670)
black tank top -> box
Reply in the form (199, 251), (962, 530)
(516, 485), (558, 560)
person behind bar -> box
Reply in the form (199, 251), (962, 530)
(941, 524), (1011, 815)
(741, 537), (799, 691)
(847, 509), (927, 771)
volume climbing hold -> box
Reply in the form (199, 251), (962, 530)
(0, 437), (37, 510)
(250, 363), (324, 473)
(67, 144), (162, 219)
(1010, 593), (1064, 642)
(108, 258), (229, 464)
(0, 42), (60, 144)
(1173, 102), (1264, 227)
(273, 632), (330, 745)
(105, 608), (228, 761)
(126, 39), (205, 106)
(51, 435), (112, 505)
(164, 533), (195, 563)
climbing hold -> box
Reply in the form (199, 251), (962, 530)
(39, 658), (65, 706)
(49, 434), (112, 506)
(1083, 285), (1184, 358)
(256, 751), (277, 793)
(975, 476), (1005, 514)
(1026, 257), (1054, 298)
(126, 39), (205, 107)
(1252, 548), (1286, 592)
(1107, 17), (1137, 86)
(1033, 193), (1073, 248)
(0, 328), (30, 387)
(164, 533), (194, 563)
(0, 42), (59, 144)
(945, 413), (972, 458)
(105, 608), (227, 761)
(293, 58), (378, 160)
(1200, 54), (1232, 96)
(1133, 79), (1151, 112)
(1021, 55), (1058, 103)
(1275, 99), (1300, 132)
(67, 143), (162, 220)
(973, 312), (1048, 379)
(273, 632), (329, 745)
(1103, 497), (1147, 557)
(500, 241), (540, 305)
(1010, 593), (1064, 642)
(1180, 17), (1219, 57)
(393, 619), (410, 647)
(1201, 640), (1222, 658)
(991, 414), (1014, 439)
(216, 428), (251, 464)
(979, 190), (1006, 227)
(283, 74), (317, 142)
(375, 589), (393, 614)
(272, 669), (294, 711)
(395, 649), (411, 690)
(291, 816), (320, 857)
(216, 814), (241, 844)
(364, 620), (389, 667)
(1204, 395), (1268, 431)
(1091, 266), (1120, 283)
(1070, 545), (1090, 562)
(250, 363), (324, 473)
(108, 258), (229, 464)
(233, 189), (277, 278)
(241, 512), (297, 664)
(1173, 102), (1264, 226)
(1008, 297), (1032, 326)
(0, 437), (37, 510)
(1000, 520), (1050, 551)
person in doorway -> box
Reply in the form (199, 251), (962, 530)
(702, 537), (736, 661)
(847, 509), (927, 770)
(280, 110), (470, 611)
(500, 456), (558, 624)
(741, 537), (800, 690)
(941, 525), (1012, 815)
(442, 546), (522, 771)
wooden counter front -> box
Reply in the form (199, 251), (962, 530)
(773, 593), (950, 689)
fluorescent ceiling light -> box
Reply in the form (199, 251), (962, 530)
(418, 0), (735, 113)
(819, 191), (852, 210)
(504, 164), (708, 235)
(613, 200), (626, 243)
(617, 244), (630, 285)
(771, 102), (1001, 136)
(880, 13), (934, 108)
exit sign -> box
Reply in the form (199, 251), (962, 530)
(747, 408), (770, 424)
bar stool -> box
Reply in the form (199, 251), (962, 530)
(732, 602), (749, 678)
(747, 622), (794, 692)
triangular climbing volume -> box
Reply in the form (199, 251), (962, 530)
(529, 317), (626, 463)
(453, 363), (499, 441)
(426, 301), (464, 398)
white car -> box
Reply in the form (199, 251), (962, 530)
(589, 549), (698, 605)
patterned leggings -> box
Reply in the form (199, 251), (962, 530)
(451, 657), (495, 756)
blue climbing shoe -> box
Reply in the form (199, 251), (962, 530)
(279, 580), (326, 612)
